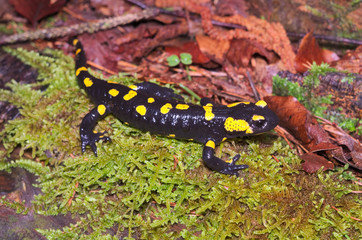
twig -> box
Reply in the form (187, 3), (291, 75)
(287, 32), (362, 46)
(0, 8), (159, 45)
(246, 70), (260, 101)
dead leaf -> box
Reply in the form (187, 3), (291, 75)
(196, 35), (230, 63)
(114, 23), (189, 63)
(301, 152), (334, 173)
(350, 143), (362, 169)
(295, 31), (339, 73)
(164, 41), (211, 64)
(264, 96), (311, 144)
(9, 0), (66, 25)
(265, 96), (362, 171)
(215, 0), (247, 17)
(331, 45), (362, 74)
(309, 143), (339, 152)
(226, 38), (277, 68)
(90, 0), (128, 17)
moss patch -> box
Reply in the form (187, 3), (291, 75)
(1, 48), (360, 239)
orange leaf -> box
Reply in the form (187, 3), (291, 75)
(196, 35), (230, 63)
(295, 31), (339, 73)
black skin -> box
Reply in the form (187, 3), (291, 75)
(72, 39), (279, 176)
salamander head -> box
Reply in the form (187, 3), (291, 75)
(224, 100), (279, 137)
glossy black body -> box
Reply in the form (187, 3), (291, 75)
(72, 39), (279, 175)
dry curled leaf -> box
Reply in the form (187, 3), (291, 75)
(331, 45), (362, 74)
(9, 0), (66, 25)
(300, 152), (334, 173)
(226, 38), (277, 68)
(265, 96), (362, 172)
(195, 35), (230, 63)
(156, 0), (296, 72)
(295, 31), (339, 73)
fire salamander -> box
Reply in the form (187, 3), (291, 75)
(72, 39), (279, 176)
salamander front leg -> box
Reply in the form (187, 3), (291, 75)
(202, 140), (248, 176)
(80, 104), (111, 156)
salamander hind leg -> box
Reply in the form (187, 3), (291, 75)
(80, 104), (111, 156)
(202, 140), (248, 176)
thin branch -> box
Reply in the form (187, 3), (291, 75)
(0, 8), (159, 45)
(287, 32), (362, 46)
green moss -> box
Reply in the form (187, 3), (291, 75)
(1, 48), (360, 239)
(0, 22), (25, 35)
(273, 63), (360, 135)
(0, 196), (29, 215)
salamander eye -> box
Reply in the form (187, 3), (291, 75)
(251, 115), (267, 129)
(253, 119), (267, 129)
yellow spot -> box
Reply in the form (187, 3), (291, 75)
(160, 103), (173, 114)
(76, 67), (87, 76)
(75, 48), (81, 55)
(205, 140), (215, 149)
(224, 117), (251, 132)
(176, 104), (189, 110)
(148, 97), (155, 103)
(225, 158), (233, 163)
(72, 39), (78, 46)
(227, 102), (250, 107)
(97, 105), (106, 115)
(255, 100), (267, 108)
(125, 122), (129, 125)
(123, 90), (137, 101)
(252, 115), (265, 121)
(246, 128), (254, 134)
(222, 137), (227, 142)
(93, 130), (98, 134)
(227, 102), (241, 108)
(203, 103), (215, 121)
(169, 134), (175, 137)
(83, 78), (93, 87)
(109, 89), (119, 97)
(128, 84), (138, 90)
(107, 81), (118, 84)
(136, 105), (146, 116)
(188, 138), (194, 141)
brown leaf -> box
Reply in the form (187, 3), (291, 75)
(331, 45), (362, 74)
(351, 142), (362, 169)
(215, 0), (247, 17)
(164, 41), (211, 64)
(295, 31), (339, 73)
(195, 35), (230, 63)
(264, 96), (311, 144)
(9, 0), (66, 25)
(265, 96), (335, 147)
(309, 143), (339, 152)
(90, 0), (128, 17)
(265, 96), (361, 171)
(114, 23), (189, 63)
(301, 152), (334, 173)
(226, 39), (277, 68)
